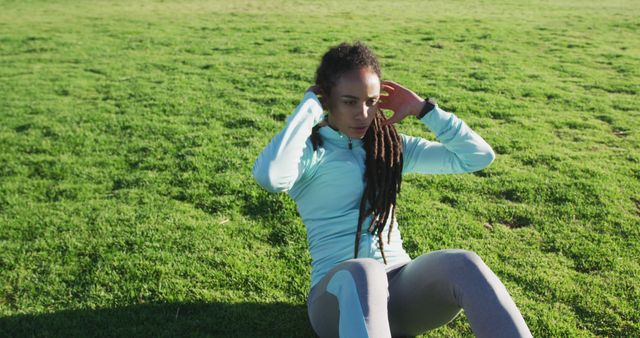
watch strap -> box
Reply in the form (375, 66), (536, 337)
(416, 98), (437, 119)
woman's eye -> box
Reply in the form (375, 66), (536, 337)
(344, 101), (356, 105)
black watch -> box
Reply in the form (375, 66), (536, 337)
(416, 98), (437, 119)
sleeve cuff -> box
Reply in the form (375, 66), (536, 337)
(286, 91), (325, 126)
(303, 91), (325, 125)
(418, 104), (454, 136)
(415, 98), (437, 120)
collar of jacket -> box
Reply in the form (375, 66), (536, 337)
(318, 124), (364, 149)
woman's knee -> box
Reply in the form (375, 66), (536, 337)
(330, 258), (388, 293)
(416, 249), (488, 278)
(445, 249), (486, 270)
(340, 258), (388, 288)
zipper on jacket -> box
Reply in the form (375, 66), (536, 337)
(335, 128), (353, 150)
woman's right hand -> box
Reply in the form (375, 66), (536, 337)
(306, 85), (326, 110)
(306, 85), (322, 95)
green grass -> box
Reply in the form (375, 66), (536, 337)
(1, 0), (639, 336)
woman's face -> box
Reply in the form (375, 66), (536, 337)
(325, 67), (380, 139)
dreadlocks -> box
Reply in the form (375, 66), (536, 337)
(311, 42), (403, 264)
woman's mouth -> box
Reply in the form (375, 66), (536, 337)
(351, 126), (368, 133)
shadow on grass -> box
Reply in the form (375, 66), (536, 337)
(0, 301), (315, 337)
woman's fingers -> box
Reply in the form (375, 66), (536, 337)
(381, 83), (395, 92)
(379, 84), (396, 108)
(378, 101), (390, 110)
(378, 95), (394, 110)
(306, 84), (324, 96)
(380, 79), (425, 125)
(382, 80), (399, 87)
(382, 111), (403, 126)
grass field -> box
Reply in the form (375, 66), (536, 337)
(1, 0), (639, 336)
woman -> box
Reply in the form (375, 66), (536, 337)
(253, 42), (532, 338)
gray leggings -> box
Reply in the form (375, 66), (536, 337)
(307, 249), (532, 338)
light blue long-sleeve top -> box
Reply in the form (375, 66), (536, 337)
(252, 91), (495, 288)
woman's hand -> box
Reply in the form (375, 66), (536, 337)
(305, 84), (322, 95)
(306, 85), (327, 110)
(378, 80), (426, 125)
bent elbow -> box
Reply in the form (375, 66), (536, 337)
(483, 147), (496, 168)
(462, 147), (495, 173)
(252, 162), (289, 193)
(474, 147), (495, 171)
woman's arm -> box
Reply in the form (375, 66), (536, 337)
(402, 105), (495, 174)
(379, 80), (495, 174)
(252, 89), (325, 192)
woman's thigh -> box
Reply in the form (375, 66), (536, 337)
(307, 258), (390, 338)
(387, 249), (474, 336)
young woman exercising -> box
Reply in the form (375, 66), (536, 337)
(253, 42), (532, 338)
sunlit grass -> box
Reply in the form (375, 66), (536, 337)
(1, 0), (639, 336)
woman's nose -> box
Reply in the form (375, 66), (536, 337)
(355, 104), (368, 120)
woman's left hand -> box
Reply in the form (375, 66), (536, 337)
(378, 80), (426, 125)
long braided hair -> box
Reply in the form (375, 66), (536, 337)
(310, 42), (403, 264)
